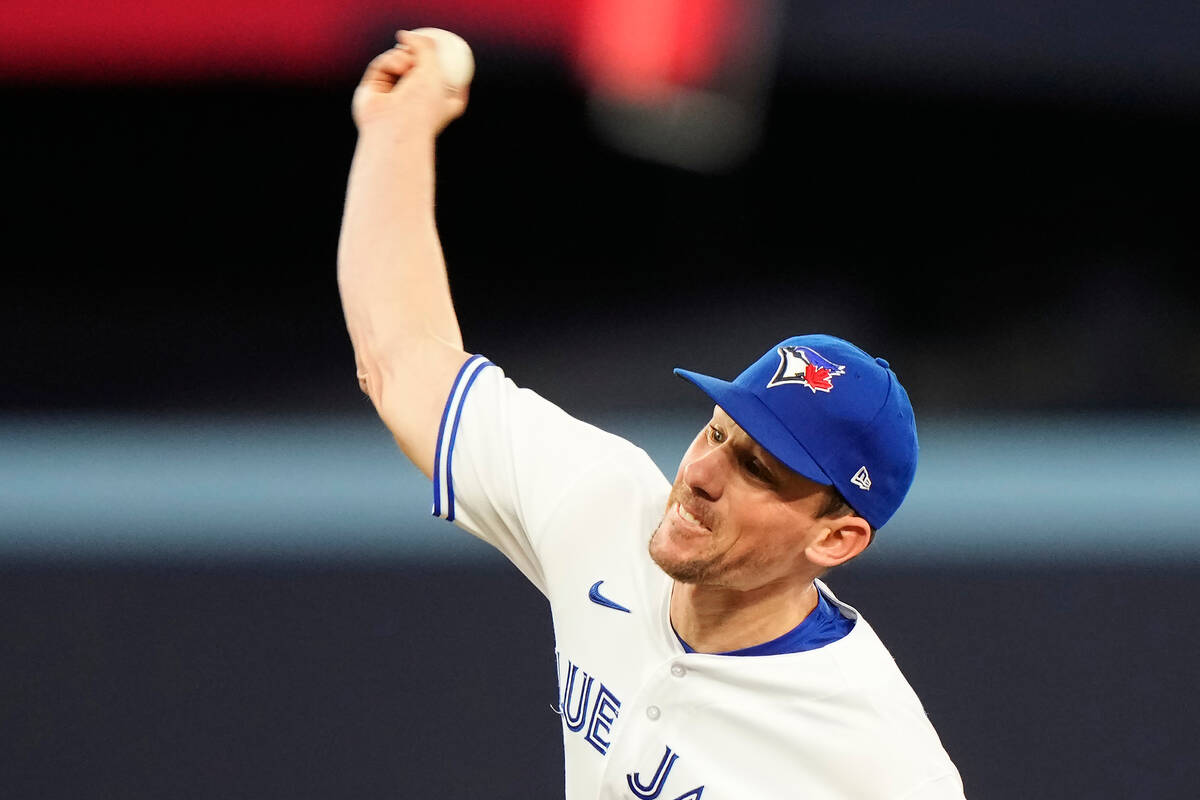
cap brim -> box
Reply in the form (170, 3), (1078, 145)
(673, 368), (833, 487)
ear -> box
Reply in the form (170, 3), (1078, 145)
(805, 515), (873, 568)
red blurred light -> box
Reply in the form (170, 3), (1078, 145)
(575, 0), (738, 100)
(0, 0), (582, 83)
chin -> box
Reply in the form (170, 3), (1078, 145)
(651, 553), (710, 584)
(648, 522), (719, 584)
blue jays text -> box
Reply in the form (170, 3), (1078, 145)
(556, 652), (705, 799)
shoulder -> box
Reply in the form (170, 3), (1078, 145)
(813, 583), (962, 789)
(460, 361), (664, 478)
(450, 358), (670, 523)
(814, 582), (923, 698)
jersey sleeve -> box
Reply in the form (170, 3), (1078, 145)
(431, 355), (661, 595)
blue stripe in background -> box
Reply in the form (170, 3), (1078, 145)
(2, 412), (1197, 565)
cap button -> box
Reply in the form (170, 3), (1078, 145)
(875, 357), (890, 369)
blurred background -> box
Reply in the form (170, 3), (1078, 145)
(2, 1), (1198, 797)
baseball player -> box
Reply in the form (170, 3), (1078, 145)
(339, 31), (966, 799)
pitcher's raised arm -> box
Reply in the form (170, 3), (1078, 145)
(337, 30), (471, 477)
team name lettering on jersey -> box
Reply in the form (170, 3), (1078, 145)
(555, 652), (622, 755)
(555, 653), (707, 797)
(627, 745), (705, 799)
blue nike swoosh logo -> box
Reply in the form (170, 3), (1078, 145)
(588, 580), (632, 614)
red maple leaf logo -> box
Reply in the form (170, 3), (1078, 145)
(804, 363), (833, 391)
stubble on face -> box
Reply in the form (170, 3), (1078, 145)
(650, 475), (826, 590)
(650, 408), (830, 589)
(648, 481), (743, 585)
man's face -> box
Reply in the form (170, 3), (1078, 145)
(649, 406), (835, 590)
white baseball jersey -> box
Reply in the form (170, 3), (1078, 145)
(432, 356), (965, 800)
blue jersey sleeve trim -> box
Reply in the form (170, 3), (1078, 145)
(431, 355), (490, 519)
(443, 358), (493, 522)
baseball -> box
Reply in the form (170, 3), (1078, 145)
(410, 27), (475, 90)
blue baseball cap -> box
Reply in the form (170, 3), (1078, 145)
(674, 334), (918, 529)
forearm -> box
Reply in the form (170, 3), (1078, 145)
(337, 31), (472, 475)
(338, 128), (463, 393)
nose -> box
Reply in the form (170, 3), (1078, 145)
(683, 442), (727, 502)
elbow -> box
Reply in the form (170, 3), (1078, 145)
(355, 359), (388, 412)
(345, 319), (401, 410)
(350, 336), (387, 409)
(353, 341), (412, 415)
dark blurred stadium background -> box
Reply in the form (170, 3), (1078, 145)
(2, 1), (1198, 797)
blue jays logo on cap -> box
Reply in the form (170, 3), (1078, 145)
(766, 345), (846, 393)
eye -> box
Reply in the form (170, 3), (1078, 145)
(744, 458), (770, 481)
(707, 424), (726, 444)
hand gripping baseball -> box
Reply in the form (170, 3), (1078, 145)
(351, 30), (469, 135)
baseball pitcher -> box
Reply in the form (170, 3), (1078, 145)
(338, 30), (966, 800)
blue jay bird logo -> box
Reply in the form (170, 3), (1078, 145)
(766, 346), (846, 393)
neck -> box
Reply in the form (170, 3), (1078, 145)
(670, 577), (820, 654)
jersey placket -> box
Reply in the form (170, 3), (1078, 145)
(595, 654), (709, 800)
(592, 578), (709, 800)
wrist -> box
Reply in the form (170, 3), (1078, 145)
(355, 120), (438, 150)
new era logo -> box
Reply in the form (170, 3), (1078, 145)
(850, 466), (871, 491)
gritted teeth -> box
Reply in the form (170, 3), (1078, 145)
(677, 503), (704, 527)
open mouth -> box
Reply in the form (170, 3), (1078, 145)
(675, 502), (708, 531)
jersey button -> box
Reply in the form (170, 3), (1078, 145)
(670, 664), (687, 678)
(646, 705), (661, 721)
